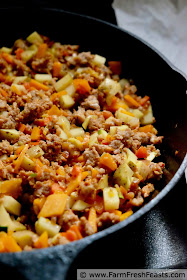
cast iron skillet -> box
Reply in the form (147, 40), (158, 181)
(0, 7), (186, 280)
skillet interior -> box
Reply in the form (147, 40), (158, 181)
(0, 7), (186, 280)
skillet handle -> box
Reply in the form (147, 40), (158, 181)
(0, 240), (88, 280)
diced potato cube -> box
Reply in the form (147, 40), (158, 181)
(70, 127), (85, 138)
(34, 74), (52, 83)
(0, 204), (25, 231)
(0, 203), (15, 231)
(21, 50), (36, 62)
(115, 109), (135, 123)
(125, 148), (138, 166)
(132, 109), (144, 119)
(0, 47), (12, 54)
(0, 129), (20, 140)
(141, 105), (154, 125)
(60, 94), (74, 109)
(26, 31), (43, 44)
(65, 83), (76, 97)
(13, 76), (28, 84)
(35, 217), (61, 237)
(136, 160), (150, 180)
(68, 138), (83, 150)
(59, 128), (68, 140)
(109, 125), (128, 135)
(103, 187), (120, 211)
(82, 116), (92, 130)
(26, 145), (44, 159)
(21, 156), (36, 171)
(99, 78), (121, 96)
(113, 162), (133, 190)
(57, 116), (70, 131)
(55, 73), (73, 92)
(12, 230), (35, 248)
(98, 174), (108, 190)
(119, 78), (130, 89)
(1, 195), (21, 216)
(89, 132), (98, 148)
(146, 151), (157, 161)
(93, 54), (106, 66)
(71, 200), (90, 211)
(11, 220), (26, 231)
(98, 129), (108, 140)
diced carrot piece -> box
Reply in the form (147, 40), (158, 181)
(108, 61), (121, 75)
(15, 48), (24, 60)
(30, 141), (40, 146)
(47, 105), (62, 116)
(14, 145), (29, 173)
(70, 225), (83, 240)
(33, 197), (46, 215)
(76, 155), (85, 163)
(103, 111), (113, 119)
(29, 79), (49, 91)
(50, 90), (67, 102)
(136, 146), (148, 159)
(0, 178), (22, 199)
(100, 153), (117, 171)
(53, 61), (62, 77)
(139, 124), (154, 133)
(38, 193), (68, 218)
(34, 231), (48, 248)
(51, 183), (64, 194)
(1, 234), (22, 252)
(1, 52), (13, 64)
(66, 174), (82, 195)
(91, 168), (98, 178)
(65, 230), (78, 242)
(120, 109), (135, 117)
(108, 210), (122, 216)
(88, 207), (97, 233)
(56, 167), (65, 177)
(31, 127), (41, 141)
(0, 88), (7, 97)
(81, 171), (89, 181)
(139, 95), (150, 106)
(18, 123), (26, 132)
(0, 239), (5, 252)
(73, 79), (91, 94)
(36, 43), (47, 58)
(120, 210), (133, 221)
(72, 165), (82, 177)
(15, 145), (25, 155)
(11, 84), (23, 96)
(124, 94), (140, 108)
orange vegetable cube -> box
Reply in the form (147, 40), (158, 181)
(0, 178), (22, 199)
(73, 79), (91, 94)
(31, 127), (41, 141)
(34, 231), (48, 248)
(100, 153), (117, 171)
(38, 193), (68, 218)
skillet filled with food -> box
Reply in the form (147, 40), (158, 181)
(0, 7), (186, 280)
(0, 30), (166, 251)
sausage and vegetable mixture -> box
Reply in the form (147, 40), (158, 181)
(0, 32), (165, 252)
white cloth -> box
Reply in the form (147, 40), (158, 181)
(113, 0), (187, 76)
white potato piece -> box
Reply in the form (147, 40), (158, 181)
(103, 187), (120, 211)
